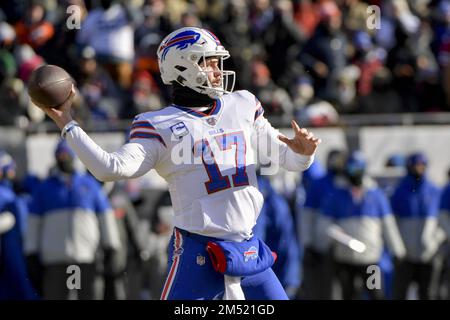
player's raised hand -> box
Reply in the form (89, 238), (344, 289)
(278, 120), (321, 156)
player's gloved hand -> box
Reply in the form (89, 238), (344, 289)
(278, 120), (321, 156)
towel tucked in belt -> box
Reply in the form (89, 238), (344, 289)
(206, 236), (277, 300)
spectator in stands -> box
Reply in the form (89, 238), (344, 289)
(249, 59), (294, 119)
(24, 140), (121, 300)
(179, 10), (202, 28)
(333, 65), (360, 113)
(298, 0), (349, 102)
(164, 0), (196, 27)
(213, 0), (253, 89)
(293, 0), (321, 39)
(134, 1), (173, 78)
(391, 152), (445, 300)
(412, 16), (444, 112)
(14, 2), (54, 53)
(121, 70), (165, 119)
(76, 0), (134, 90)
(39, 0), (88, 78)
(358, 67), (403, 114)
(437, 1), (450, 109)
(0, 21), (17, 83)
(76, 46), (123, 123)
(318, 151), (406, 300)
(384, 1), (422, 112)
(291, 76), (315, 113)
(338, 0), (372, 34)
(249, 0), (305, 88)
(351, 31), (385, 97)
(0, 77), (28, 126)
(292, 75), (339, 127)
(0, 0), (448, 126)
(14, 44), (44, 83)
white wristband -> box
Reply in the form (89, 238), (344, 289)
(61, 120), (80, 139)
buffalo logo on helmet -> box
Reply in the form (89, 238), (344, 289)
(159, 30), (201, 61)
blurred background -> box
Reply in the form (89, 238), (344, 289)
(1, 0), (450, 300)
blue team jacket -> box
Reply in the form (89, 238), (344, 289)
(0, 184), (37, 299)
(320, 181), (404, 265)
(26, 171), (117, 264)
(391, 175), (443, 262)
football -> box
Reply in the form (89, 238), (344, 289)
(27, 64), (75, 109)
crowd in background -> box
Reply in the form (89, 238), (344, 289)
(2, 0), (450, 300)
(1, 0), (450, 129)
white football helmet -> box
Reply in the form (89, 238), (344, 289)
(157, 27), (235, 99)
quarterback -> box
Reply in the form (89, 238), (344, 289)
(40, 27), (321, 300)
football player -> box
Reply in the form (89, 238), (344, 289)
(40, 27), (320, 300)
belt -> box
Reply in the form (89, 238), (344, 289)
(175, 227), (225, 244)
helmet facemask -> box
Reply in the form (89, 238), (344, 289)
(192, 53), (236, 99)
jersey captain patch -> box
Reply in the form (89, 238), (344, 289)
(170, 122), (189, 139)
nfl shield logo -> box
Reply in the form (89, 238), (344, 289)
(196, 255), (206, 266)
(206, 117), (217, 126)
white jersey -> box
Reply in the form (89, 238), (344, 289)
(64, 90), (314, 241)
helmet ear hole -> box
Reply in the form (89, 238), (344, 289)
(175, 65), (187, 72)
(190, 54), (199, 62)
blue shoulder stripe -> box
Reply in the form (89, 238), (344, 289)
(254, 106), (264, 120)
(132, 121), (155, 130)
(130, 132), (166, 147)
